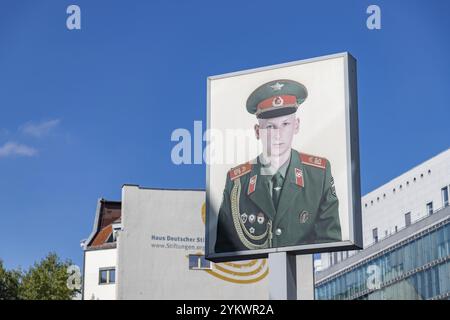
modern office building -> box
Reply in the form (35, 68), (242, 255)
(315, 148), (450, 299)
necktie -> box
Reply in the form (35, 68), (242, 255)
(272, 172), (283, 210)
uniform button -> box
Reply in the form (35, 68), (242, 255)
(275, 228), (282, 236)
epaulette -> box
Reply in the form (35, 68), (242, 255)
(300, 153), (327, 169)
(229, 163), (252, 181)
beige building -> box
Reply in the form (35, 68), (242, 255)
(82, 186), (269, 299)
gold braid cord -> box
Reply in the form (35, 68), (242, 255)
(230, 178), (272, 250)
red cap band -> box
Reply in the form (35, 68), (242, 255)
(257, 95), (297, 111)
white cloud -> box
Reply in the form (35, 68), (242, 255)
(19, 119), (61, 138)
(0, 142), (38, 158)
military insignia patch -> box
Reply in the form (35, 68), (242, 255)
(230, 163), (252, 181)
(311, 157), (322, 166)
(257, 212), (265, 224)
(330, 177), (336, 197)
(299, 210), (310, 224)
(294, 168), (304, 187)
(248, 175), (257, 195)
(240, 213), (248, 224)
(248, 214), (256, 224)
(300, 153), (326, 169)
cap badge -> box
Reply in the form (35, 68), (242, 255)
(272, 96), (284, 107)
(270, 82), (284, 91)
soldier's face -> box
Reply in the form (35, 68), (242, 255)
(255, 114), (299, 157)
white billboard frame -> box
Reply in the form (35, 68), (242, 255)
(206, 52), (362, 262)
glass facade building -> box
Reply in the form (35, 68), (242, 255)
(315, 209), (450, 300)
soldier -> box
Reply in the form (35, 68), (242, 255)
(215, 79), (341, 253)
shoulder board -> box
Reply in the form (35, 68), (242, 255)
(300, 153), (327, 170)
(229, 163), (253, 181)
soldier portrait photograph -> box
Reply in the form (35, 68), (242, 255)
(207, 53), (361, 258)
(214, 79), (341, 253)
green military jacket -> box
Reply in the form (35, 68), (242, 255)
(215, 149), (341, 253)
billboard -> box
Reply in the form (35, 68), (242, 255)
(206, 52), (362, 262)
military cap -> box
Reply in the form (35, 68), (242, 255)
(246, 79), (308, 119)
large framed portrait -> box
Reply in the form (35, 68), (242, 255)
(205, 52), (362, 262)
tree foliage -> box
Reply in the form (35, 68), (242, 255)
(0, 260), (21, 300)
(0, 253), (80, 300)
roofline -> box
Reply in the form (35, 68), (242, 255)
(122, 184), (205, 192)
(83, 198), (121, 250)
(101, 199), (122, 204)
(83, 198), (103, 250)
(362, 147), (450, 198)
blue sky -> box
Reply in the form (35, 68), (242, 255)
(0, 0), (449, 270)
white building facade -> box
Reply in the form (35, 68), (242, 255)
(319, 148), (450, 270)
(83, 248), (117, 300)
(82, 187), (269, 300)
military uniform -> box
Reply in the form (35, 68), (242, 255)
(215, 149), (341, 253)
(214, 79), (341, 253)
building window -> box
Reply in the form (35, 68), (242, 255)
(405, 212), (411, 227)
(188, 255), (212, 270)
(372, 228), (378, 243)
(99, 268), (115, 285)
(442, 186), (449, 207)
(426, 202), (433, 215)
(99, 270), (107, 284)
(109, 269), (115, 283)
